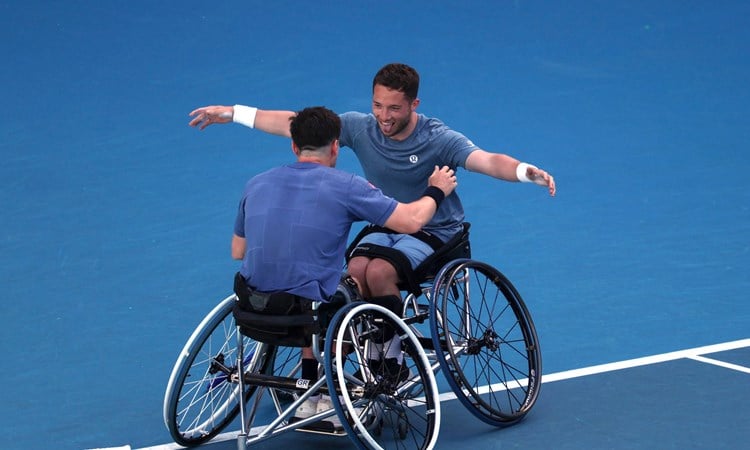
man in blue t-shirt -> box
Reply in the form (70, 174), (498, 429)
(191, 63), (555, 303)
(232, 106), (456, 426)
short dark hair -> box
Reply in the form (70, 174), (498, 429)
(289, 106), (341, 150)
(372, 63), (420, 101)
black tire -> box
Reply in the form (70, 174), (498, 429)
(324, 302), (441, 449)
(163, 296), (274, 446)
(430, 259), (542, 426)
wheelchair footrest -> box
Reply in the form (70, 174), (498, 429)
(289, 416), (347, 436)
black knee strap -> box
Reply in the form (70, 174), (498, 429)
(346, 223), (472, 296)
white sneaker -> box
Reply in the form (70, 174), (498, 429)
(294, 397), (319, 419)
(316, 395), (342, 429)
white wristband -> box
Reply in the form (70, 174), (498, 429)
(233, 105), (258, 129)
(516, 162), (537, 183)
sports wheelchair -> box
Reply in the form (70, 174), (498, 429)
(163, 223), (542, 449)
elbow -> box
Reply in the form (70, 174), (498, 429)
(231, 235), (246, 260)
(401, 219), (423, 235)
(384, 218), (422, 235)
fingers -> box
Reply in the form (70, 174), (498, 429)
(438, 165), (455, 178)
(188, 116), (201, 128)
(529, 168), (556, 196)
(428, 165), (457, 196)
(188, 107), (209, 129)
(188, 105), (233, 129)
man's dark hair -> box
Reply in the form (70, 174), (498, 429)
(289, 106), (341, 150)
(372, 63), (420, 101)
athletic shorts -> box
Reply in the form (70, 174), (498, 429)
(355, 232), (435, 269)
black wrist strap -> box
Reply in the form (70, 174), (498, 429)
(422, 186), (445, 208)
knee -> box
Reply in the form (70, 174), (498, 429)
(347, 256), (368, 280)
(364, 259), (399, 288)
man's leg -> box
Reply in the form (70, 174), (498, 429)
(294, 346), (322, 420)
(348, 256), (401, 298)
(348, 233), (435, 378)
(347, 255), (374, 297)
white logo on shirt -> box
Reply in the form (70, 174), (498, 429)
(409, 155), (419, 164)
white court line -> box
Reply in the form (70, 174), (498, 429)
(687, 355), (750, 374)
(99, 338), (749, 450)
(540, 337), (750, 383)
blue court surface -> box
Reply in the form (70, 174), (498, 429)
(1, 2), (748, 449)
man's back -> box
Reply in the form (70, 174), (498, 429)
(235, 162), (397, 301)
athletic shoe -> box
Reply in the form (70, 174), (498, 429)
(294, 397), (319, 420)
(316, 395), (343, 429)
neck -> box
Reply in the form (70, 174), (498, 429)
(297, 155), (330, 166)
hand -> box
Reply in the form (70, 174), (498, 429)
(524, 166), (556, 197)
(428, 165), (458, 196)
(188, 105), (234, 130)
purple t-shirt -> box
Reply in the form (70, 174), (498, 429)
(234, 162), (396, 301)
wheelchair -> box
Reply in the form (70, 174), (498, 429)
(163, 223), (542, 449)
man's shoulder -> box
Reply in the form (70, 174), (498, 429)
(340, 111), (370, 119)
(247, 165), (281, 183)
(416, 114), (473, 144)
(417, 114), (449, 131)
(340, 111), (374, 127)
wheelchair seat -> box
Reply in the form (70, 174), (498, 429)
(346, 222), (471, 296)
(232, 272), (356, 347)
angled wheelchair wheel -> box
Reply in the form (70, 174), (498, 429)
(324, 302), (441, 450)
(163, 295), (274, 447)
(429, 259), (542, 427)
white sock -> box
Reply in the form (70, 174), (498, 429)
(384, 337), (402, 362)
(367, 342), (383, 360)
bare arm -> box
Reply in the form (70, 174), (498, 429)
(383, 166), (457, 234)
(231, 234), (246, 260)
(465, 149), (556, 196)
(254, 110), (295, 137)
(189, 105), (294, 138)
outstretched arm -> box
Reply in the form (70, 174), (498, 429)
(465, 149), (556, 196)
(189, 104), (295, 138)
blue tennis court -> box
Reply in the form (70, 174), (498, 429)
(1, 1), (748, 449)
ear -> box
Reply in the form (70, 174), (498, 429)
(291, 141), (301, 156)
(411, 97), (420, 110)
(330, 139), (340, 158)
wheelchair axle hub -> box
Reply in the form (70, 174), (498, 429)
(466, 328), (500, 355)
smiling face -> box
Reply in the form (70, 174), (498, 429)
(371, 84), (420, 141)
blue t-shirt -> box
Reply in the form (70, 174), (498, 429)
(234, 162), (397, 302)
(339, 112), (478, 241)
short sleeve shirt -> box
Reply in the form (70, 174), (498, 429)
(339, 112), (478, 241)
(234, 162), (397, 301)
